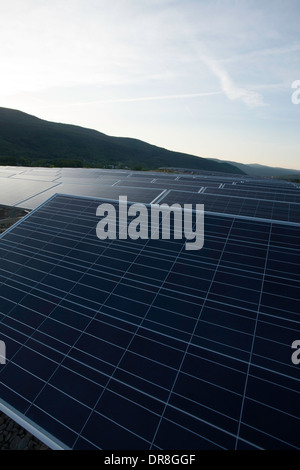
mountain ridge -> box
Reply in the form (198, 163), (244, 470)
(0, 107), (244, 174)
(212, 159), (300, 177)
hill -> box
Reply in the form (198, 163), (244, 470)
(0, 107), (244, 174)
(230, 162), (300, 178)
(207, 157), (300, 178)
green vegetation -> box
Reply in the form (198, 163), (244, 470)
(274, 175), (300, 183)
(0, 107), (245, 174)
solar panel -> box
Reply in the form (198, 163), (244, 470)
(13, 185), (163, 211)
(0, 179), (61, 207)
(204, 187), (300, 203)
(115, 180), (203, 192)
(1, 166), (299, 217)
(0, 193), (299, 450)
(160, 190), (300, 223)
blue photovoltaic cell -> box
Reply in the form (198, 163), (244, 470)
(0, 168), (299, 450)
(0, 166), (299, 219)
(0, 182), (299, 450)
(160, 190), (300, 223)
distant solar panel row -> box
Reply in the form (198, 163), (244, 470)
(204, 187), (300, 203)
(0, 193), (299, 449)
(161, 190), (300, 223)
(1, 167), (299, 221)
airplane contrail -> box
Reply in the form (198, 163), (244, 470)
(47, 91), (221, 108)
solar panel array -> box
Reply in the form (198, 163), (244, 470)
(0, 167), (299, 450)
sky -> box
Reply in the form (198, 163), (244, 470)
(0, 0), (299, 170)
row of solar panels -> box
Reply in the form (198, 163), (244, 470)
(0, 167), (299, 221)
(0, 167), (299, 450)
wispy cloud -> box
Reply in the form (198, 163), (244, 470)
(45, 91), (221, 108)
(200, 54), (266, 108)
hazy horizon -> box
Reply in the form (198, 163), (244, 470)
(0, 0), (299, 170)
